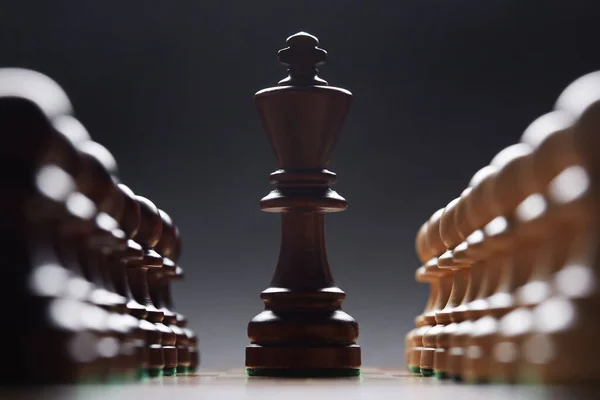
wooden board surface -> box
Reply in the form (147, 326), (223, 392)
(3, 368), (598, 400)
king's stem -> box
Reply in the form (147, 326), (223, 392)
(270, 211), (335, 290)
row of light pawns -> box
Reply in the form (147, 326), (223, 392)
(1, 68), (198, 384)
(406, 70), (600, 385)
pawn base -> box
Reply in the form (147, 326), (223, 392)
(408, 365), (421, 374)
(176, 366), (190, 374)
(245, 344), (361, 374)
(246, 368), (360, 378)
(136, 368), (150, 380)
(434, 370), (448, 380)
(147, 368), (164, 378)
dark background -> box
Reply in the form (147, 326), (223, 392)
(2, 1), (600, 370)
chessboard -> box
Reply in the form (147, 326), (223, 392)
(3, 369), (598, 400)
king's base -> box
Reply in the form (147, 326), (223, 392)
(245, 344), (361, 377)
(246, 368), (361, 378)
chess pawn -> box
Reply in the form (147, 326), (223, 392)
(154, 210), (193, 374)
(69, 141), (137, 380)
(108, 183), (153, 379)
(74, 141), (127, 255)
(407, 222), (437, 374)
(155, 230), (199, 374)
(158, 265), (192, 376)
(146, 267), (178, 377)
(410, 268), (439, 374)
(127, 196), (166, 377)
(420, 209), (453, 377)
(491, 112), (574, 383)
(447, 167), (496, 382)
(0, 72), (103, 384)
(0, 67), (82, 268)
(17, 243), (104, 384)
(460, 162), (513, 383)
(147, 209), (185, 376)
(517, 72), (600, 384)
(246, 32), (360, 376)
(61, 139), (126, 302)
(43, 126), (119, 383)
(434, 197), (470, 380)
(460, 144), (533, 383)
(36, 114), (123, 382)
(0, 71), (96, 256)
(113, 184), (154, 378)
(512, 114), (581, 384)
(160, 256), (199, 374)
(44, 117), (99, 246)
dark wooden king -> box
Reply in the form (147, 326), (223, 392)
(245, 32), (361, 377)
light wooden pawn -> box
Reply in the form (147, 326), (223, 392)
(406, 222), (436, 374)
(433, 197), (470, 379)
(460, 163), (509, 383)
(463, 143), (533, 383)
(492, 111), (574, 383)
(419, 208), (453, 377)
(446, 167), (496, 381)
(518, 71), (600, 384)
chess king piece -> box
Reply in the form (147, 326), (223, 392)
(245, 32), (361, 377)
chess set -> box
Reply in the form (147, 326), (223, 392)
(2, 29), (600, 396)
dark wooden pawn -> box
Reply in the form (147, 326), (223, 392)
(245, 32), (361, 377)
(54, 138), (126, 310)
(112, 185), (146, 315)
(152, 210), (191, 374)
(67, 141), (135, 379)
(126, 196), (169, 377)
(109, 184), (150, 377)
(43, 125), (124, 381)
(156, 215), (199, 373)
(144, 208), (178, 377)
(0, 68), (104, 384)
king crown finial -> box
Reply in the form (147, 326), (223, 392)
(277, 32), (328, 86)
